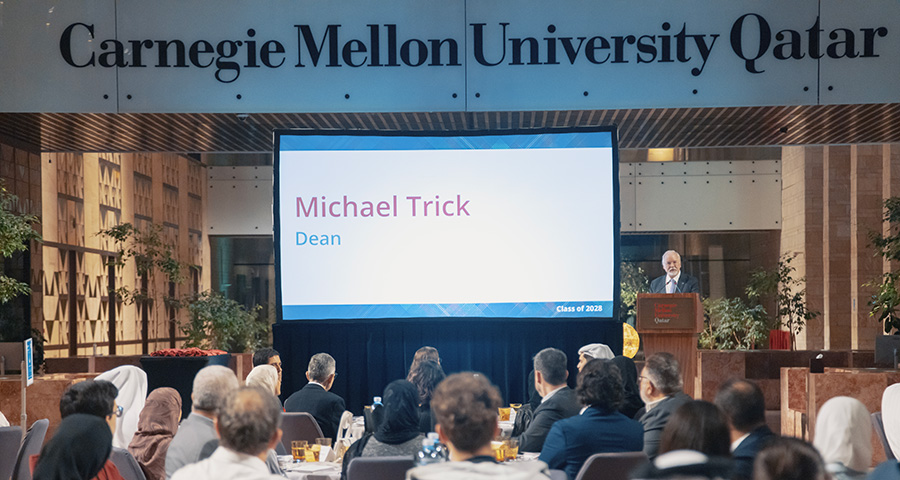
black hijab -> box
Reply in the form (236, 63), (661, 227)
(374, 380), (422, 445)
(34, 413), (113, 480)
(611, 355), (645, 419)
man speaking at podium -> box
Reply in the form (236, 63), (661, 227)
(649, 250), (699, 294)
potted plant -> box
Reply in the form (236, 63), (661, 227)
(866, 197), (900, 366)
(699, 297), (768, 350)
(746, 253), (818, 350)
(0, 182), (43, 370)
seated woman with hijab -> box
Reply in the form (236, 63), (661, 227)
(813, 397), (871, 480)
(407, 361), (445, 433)
(341, 380), (426, 480)
(96, 365), (148, 449)
(34, 413), (115, 480)
(610, 355), (644, 419)
(127, 388), (181, 480)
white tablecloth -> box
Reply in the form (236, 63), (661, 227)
(283, 461), (341, 480)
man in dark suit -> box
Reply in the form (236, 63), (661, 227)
(715, 379), (777, 480)
(514, 348), (581, 452)
(637, 352), (692, 459)
(539, 359), (644, 479)
(284, 353), (346, 440)
(649, 250), (700, 294)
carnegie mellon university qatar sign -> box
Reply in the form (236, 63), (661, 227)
(0, 0), (898, 113)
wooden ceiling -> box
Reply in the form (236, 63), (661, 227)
(1, 103), (899, 153)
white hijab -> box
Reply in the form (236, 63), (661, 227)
(245, 364), (279, 396)
(883, 383), (900, 458)
(96, 365), (147, 449)
(813, 396), (871, 473)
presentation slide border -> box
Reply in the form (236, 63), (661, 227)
(273, 126), (622, 322)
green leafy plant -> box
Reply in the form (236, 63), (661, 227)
(620, 260), (649, 321)
(99, 223), (185, 305)
(0, 184), (40, 303)
(746, 252), (818, 349)
(181, 291), (266, 353)
(867, 197), (900, 334)
(699, 297), (769, 350)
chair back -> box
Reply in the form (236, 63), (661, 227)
(873, 411), (896, 460)
(110, 448), (147, 480)
(12, 419), (48, 480)
(279, 412), (324, 452)
(0, 426), (23, 480)
(574, 451), (648, 480)
(346, 455), (415, 480)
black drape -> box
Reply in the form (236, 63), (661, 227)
(274, 319), (622, 414)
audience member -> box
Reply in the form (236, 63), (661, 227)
(96, 365), (148, 449)
(883, 383), (900, 459)
(407, 346), (441, 379)
(170, 387), (284, 480)
(514, 348), (581, 453)
(129, 388), (182, 480)
(715, 379), (776, 480)
(812, 396), (871, 480)
(252, 348), (283, 396)
(406, 372), (551, 479)
(165, 365), (239, 478)
(659, 400), (731, 457)
(246, 365), (280, 397)
(576, 343), (614, 371)
(34, 414), (115, 480)
(539, 359), (643, 479)
(33, 380), (124, 480)
(638, 352), (691, 460)
(284, 353), (346, 440)
(631, 450), (733, 480)
(753, 437), (827, 480)
(407, 359), (445, 433)
(342, 380), (425, 480)
(610, 355), (644, 419)
(0, 409), (8, 427)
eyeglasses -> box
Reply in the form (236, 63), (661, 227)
(113, 405), (123, 418)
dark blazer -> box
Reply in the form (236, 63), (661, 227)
(515, 387), (581, 453)
(283, 383), (346, 441)
(732, 425), (777, 480)
(650, 272), (700, 294)
(539, 406), (644, 480)
(638, 392), (692, 459)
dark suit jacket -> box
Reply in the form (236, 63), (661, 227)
(515, 386), (581, 453)
(732, 425), (777, 480)
(283, 383), (346, 441)
(539, 406), (644, 480)
(638, 392), (692, 459)
(650, 272), (700, 294)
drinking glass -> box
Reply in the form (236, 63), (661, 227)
(498, 407), (511, 421)
(505, 438), (519, 461)
(307, 444), (321, 462)
(491, 441), (506, 462)
(291, 440), (308, 463)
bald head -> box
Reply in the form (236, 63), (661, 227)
(217, 387), (282, 456)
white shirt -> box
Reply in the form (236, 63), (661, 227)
(666, 273), (681, 293)
(731, 433), (751, 452)
(171, 446), (283, 480)
(643, 397), (665, 413)
(540, 386), (567, 404)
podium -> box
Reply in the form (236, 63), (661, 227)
(636, 293), (702, 398)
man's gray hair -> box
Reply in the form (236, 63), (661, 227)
(642, 352), (683, 395)
(218, 387), (282, 456)
(661, 250), (681, 264)
(533, 348), (568, 386)
(192, 365), (239, 412)
(308, 353), (336, 383)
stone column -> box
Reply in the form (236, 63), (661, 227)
(850, 145), (884, 349)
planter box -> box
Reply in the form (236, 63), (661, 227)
(140, 354), (230, 419)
